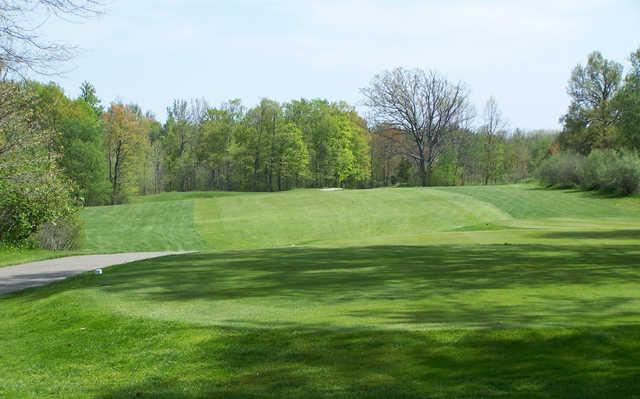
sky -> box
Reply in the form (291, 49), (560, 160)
(34, 0), (640, 130)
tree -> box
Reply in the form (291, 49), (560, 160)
(0, 0), (103, 75)
(559, 51), (623, 154)
(271, 122), (308, 190)
(370, 125), (404, 186)
(238, 99), (278, 191)
(103, 103), (148, 204)
(162, 99), (201, 191)
(28, 81), (109, 205)
(0, 80), (75, 244)
(284, 99), (370, 188)
(79, 81), (103, 117)
(362, 68), (472, 186)
(199, 101), (244, 191)
(615, 48), (640, 150)
(480, 97), (506, 184)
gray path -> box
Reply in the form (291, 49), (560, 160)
(0, 252), (186, 295)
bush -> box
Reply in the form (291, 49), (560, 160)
(539, 150), (640, 196)
(583, 150), (640, 195)
(581, 149), (609, 191)
(0, 171), (77, 245)
(536, 152), (585, 188)
(31, 213), (84, 250)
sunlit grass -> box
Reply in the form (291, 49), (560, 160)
(2, 243), (640, 397)
(2, 185), (640, 396)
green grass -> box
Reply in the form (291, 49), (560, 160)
(2, 244), (640, 397)
(435, 184), (640, 218)
(0, 247), (81, 268)
(193, 188), (511, 250)
(79, 184), (640, 252)
(2, 185), (640, 397)
(81, 198), (207, 252)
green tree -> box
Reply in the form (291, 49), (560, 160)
(615, 48), (640, 150)
(271, 122), (309, 190)
(79, 81), (103, 117)
(199, 101), (244, 191)
(559, 51), (623, 154)
(0, 80), (76, 244)
(29, 82), (109, 205)
(103, 103), (149, 204)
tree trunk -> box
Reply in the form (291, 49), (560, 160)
(418, 156), (427, 186)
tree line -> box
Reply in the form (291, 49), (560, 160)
(0, 0), (638, 249)
(24, 90), (372, 205)
(536, 48), (640, 196)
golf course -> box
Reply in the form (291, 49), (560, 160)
(1, 184), (639, 398)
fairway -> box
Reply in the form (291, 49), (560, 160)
(75, 184), (640, 252)
(2, 185), (640, 397)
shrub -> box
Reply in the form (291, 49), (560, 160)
(581, 149), (608, 191)
(541, 149), (640, 196)
(582, 150), (640, 196)
(31, 213), (84, 250)
(536, 152), (585, 188)
(0, 170), (77, 245)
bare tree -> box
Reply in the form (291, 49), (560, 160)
(362, 67), (472, 186)
(481, 96), (506, 185)
(0, 0), (103, 76)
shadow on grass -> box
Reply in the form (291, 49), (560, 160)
(95, 244), (640, 300)
(543, 229), (640, 240)
(5, 244), (640, 397)
(91, 323), (640, 398)
(50, 243), (639, 329)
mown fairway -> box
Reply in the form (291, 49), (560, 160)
(1, 185), (640, 397)
(82, 184), (640, 251)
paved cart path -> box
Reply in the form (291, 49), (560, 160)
(0, 252), (188, 295)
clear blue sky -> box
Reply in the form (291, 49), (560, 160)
(37, 0), (639, 130)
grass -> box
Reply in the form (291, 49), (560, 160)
(81, 198), (207, 252)
(0, 247), (81, 268)
(2, 184), (640, 397)
(2, 244), (640, 397)
(435, 184), (640, 218)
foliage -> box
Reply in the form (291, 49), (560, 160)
(103, 102), (152, 204)
(559, 51), (623, 154)
(31, 212), (84, 250)
(156, 98), (370, 193)
(582, 149), (640, 195)
(615, 48), (640, 150)
(536, 152), (585, 188)
(537, 150), (640, 196)
(389, 128), (557, 187)
(0, 80), (77, 245)
(28, 81), (110, 205)
(0, 171), (76, 245)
